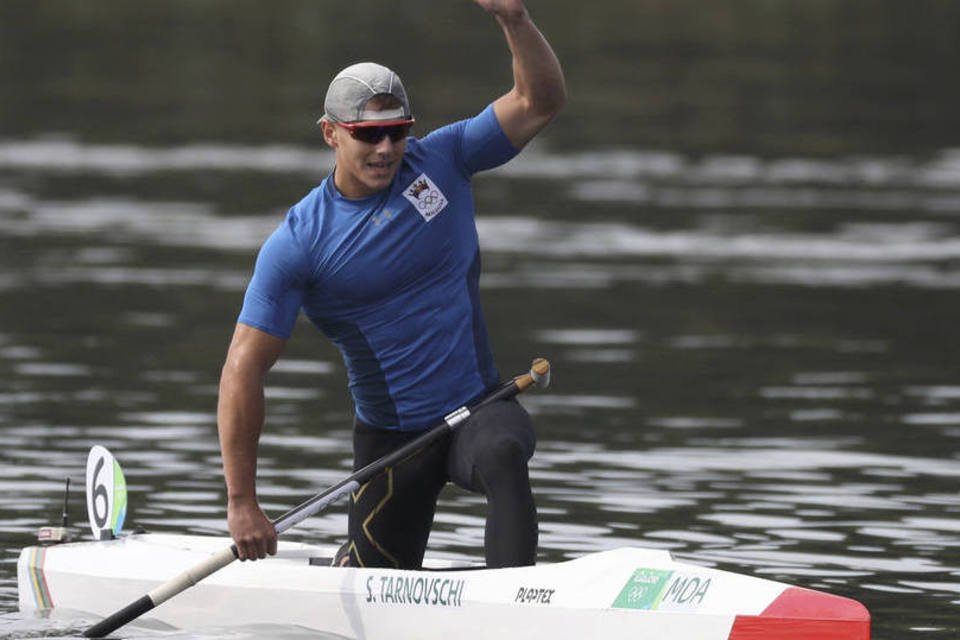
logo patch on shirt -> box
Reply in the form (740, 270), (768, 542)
(403, 173), (448, 222)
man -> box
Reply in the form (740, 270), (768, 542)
(217, 0), (565, 570)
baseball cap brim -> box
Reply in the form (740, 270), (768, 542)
(317, 110), (414, 127)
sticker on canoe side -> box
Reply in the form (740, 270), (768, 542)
(612, 568), (674, 610)
(85, 445), (127, 540)
(612, 568), (714, 611)
(27, 546), (53, 609)
(364, 574), (465, 607)
(515, 586), (556, 605)
(657, 572), (713, 611)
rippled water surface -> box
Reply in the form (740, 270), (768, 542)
(2, 2), (960, 638)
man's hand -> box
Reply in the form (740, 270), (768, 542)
(473, 0), (528, 21)
(227, 496), (278, 561)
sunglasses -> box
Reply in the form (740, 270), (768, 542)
(338, 121), (414, 144)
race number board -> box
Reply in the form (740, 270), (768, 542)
(85, 445), (128, 539)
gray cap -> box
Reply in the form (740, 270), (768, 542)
(322, 62), (413, 124)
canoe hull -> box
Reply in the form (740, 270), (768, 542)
(18, 533), (869, 639)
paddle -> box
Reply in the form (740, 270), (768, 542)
(83, 357), (551, 638)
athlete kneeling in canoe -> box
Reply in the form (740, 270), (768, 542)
(216, 0), (566, 569)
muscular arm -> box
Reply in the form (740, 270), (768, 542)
(217, 323), (286, 560)
(476, 0), (567, 149)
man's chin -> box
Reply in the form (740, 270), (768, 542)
(364, 170), (397, 190)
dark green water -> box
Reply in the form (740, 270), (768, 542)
(2, 1), (959, 638)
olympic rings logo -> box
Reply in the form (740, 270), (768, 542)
(404, 174), (448, 220)
(418, 191), (441, 209)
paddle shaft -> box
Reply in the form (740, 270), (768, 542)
(273, 359), (548, 533)
(83, 358), (549, 638)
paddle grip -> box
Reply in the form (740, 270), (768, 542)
(490, 357), (551, 399)
(521, 357), (550, 391)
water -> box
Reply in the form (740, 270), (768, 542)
(2, 1), (960, 638)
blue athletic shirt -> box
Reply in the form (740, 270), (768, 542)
(238, 104), (519, 431)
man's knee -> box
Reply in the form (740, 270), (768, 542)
(471, 435), (533, 496)
(450, 399), (536, 489)
(476, 434), (530, 470)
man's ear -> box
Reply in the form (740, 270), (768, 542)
(320, 119), (339, 149)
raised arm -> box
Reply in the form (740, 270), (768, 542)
(475, 0), (567, 149)
(217, 323), (286, 560)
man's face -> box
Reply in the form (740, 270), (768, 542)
(321, 111), (409, 199)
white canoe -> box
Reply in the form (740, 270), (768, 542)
(18, 532), (869, 639)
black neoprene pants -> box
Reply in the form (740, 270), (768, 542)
(341, 398), (537, 569)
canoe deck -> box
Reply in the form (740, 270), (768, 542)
(18, 533), (869, 640)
